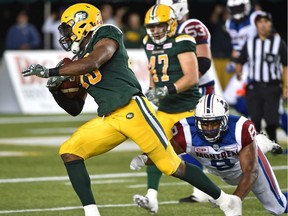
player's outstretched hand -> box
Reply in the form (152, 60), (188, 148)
(130, 154), (148, 171)
(46, 76), (70, 91)
(22, 64), (49, 78)
(145, 88), (156, 101)
(225, 61), (236, 74)
(145, 88), (159, 106)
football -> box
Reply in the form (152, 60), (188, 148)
(59, 76), (82, 98)
(57, 57), (85, 99)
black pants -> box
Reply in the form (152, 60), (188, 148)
(245, 83), (281, 142)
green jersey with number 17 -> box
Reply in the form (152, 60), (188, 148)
(79, 24), (142, 116)
(143, 34), (201, 113)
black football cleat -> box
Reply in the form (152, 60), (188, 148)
(179, 195), (199, 203)
(271, 144), (283, 155)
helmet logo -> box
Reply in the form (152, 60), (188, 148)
(219, 99), (228, 113)
(74, 11), (88, 22)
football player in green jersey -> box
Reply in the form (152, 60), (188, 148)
(22, 3), (241, 216)
(133, 4), (204, 213)
(143, 5), (201, 135)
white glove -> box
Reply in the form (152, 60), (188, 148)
(145, 88), (159, 106)
(46, 76), (70, 91)
(155, 86), (168, 99)
(22, 64), (49, 78)
(130, 155), (148, 171)
(145, 88), (156, 101)
(225, 61), (236, 74)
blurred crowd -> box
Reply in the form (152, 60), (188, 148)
(1, 1), (286, 55)
(3, 3), (148, 51)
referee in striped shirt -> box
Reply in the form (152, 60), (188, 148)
(235, 11), (287, 142)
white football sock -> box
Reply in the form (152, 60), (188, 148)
(84, 204), (100, 216)
(146, 188), (158, 199)
(192, 187), (212, 202)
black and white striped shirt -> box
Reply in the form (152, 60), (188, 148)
(238, 33), (287, 84)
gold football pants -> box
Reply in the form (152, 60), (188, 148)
(156, 110), (195, 140)
(59, 96), (181, 176)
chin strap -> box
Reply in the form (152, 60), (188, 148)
(71, 41), (80, 54)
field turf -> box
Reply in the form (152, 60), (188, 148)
(0, 114), (287, 216)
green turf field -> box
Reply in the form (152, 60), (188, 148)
(0, 114), (287, 216)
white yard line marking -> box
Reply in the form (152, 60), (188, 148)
(0, 172), (146, 183)
(0, 151), (38, 157)
(0, 137), (141, 151)
(0, 136), (69, 146)
(0, 198), (263, 214)
(0, 165), (286, 184)
(64, 179), (135, 185)
(0, 115), (95, 124)
(27, 128), (77, 134)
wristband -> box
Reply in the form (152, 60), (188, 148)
(167, 83), (177, 94)
(49, 68), (60, 77)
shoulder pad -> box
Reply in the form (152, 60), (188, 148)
(143, 35), (149, 45)
(175, 34), (196, 43)
(178, 19), (210, 43)
(180, 19), (206, 29)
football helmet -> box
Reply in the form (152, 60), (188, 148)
(144, 4), (177, 45)
(195, 94), (229, 142)
(58, 3), (103, 54)
(156, 0), (189, 21)
(227, 0), (251, 20)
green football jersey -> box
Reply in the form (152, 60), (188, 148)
(143, 34), (201, 113)
(80, 25), (142, 116)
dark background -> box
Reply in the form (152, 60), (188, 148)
(0, 0), (286, 56)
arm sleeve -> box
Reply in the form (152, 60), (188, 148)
(50, 91), (85, 116)
(197, 57), (211, 75)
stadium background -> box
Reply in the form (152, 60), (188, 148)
(0, 0), (286, 57)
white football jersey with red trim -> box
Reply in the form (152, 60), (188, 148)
(177, 19), (214, 87)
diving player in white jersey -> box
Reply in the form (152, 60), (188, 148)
(173, 94), (288, 215)
(131, 94), (288, 215)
